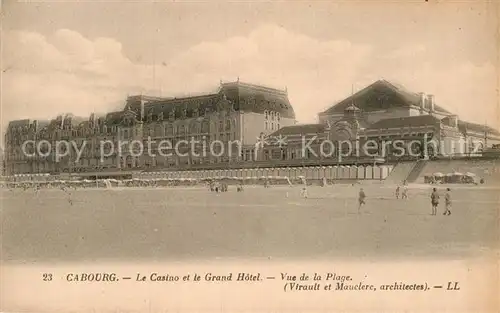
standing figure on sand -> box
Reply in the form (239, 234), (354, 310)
(443, 188), (452, 216)
(358, 188), (366, 213)
(300, 186), (308, 199)
(430, 188), (439, 215)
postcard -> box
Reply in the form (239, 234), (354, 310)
(1, 1), (499, 312)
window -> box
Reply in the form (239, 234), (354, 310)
(201, 120), (209, 133)
(219, 121), (224, 132)
(165, 124), (173, 136)
(265, 111), (268, 120)
(225, 120), (231, 131)
(265, 122), (268, 130)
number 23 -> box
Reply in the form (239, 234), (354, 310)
(42, 273), (52, 281)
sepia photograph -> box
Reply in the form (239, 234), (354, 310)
(1, 0), (499, 312)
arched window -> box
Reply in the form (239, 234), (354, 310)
(225, 120), (231, 131)
(201, 120), (209, 133)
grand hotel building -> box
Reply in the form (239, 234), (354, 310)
(3, 81), (296, 175)
(4, 79), (500, 177)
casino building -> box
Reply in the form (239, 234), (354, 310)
(3, 80), (296, 175)
(263, 79), (500, 162)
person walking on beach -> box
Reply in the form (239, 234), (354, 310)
(358, 188), (366, 213)
(300, 186), (308, 199)
(443, 188), (452, 216)
(431, 188), (439, 215)
(401, 185), (408, 199)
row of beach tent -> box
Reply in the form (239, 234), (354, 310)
(424, 172), (478, 184)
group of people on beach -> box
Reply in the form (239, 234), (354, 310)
(357, 181), (452, 216)
(395, 185), (408, 199)
(431, 187), (452, 216)
(209, 181), (229, 193)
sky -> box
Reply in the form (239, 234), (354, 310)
(1, 0), (499, 144)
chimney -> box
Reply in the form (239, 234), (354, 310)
(418, 92), (426, 110)
(427, 94), (435, 112)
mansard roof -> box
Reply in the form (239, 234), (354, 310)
(221, 81), (295, 119)
(7, 119), (31, 128)
(269, 123), (326, 137)
(142, 93), (221, 122)
(124, 81), (296, 123)
(321, 80), (451, 115)
(105, 111), (129, 125)
(367, 114), (441, 130)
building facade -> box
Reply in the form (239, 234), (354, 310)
(264, 80), (500, 162)
(4, 79), (500, 176)
(3, 81), (296, 175)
